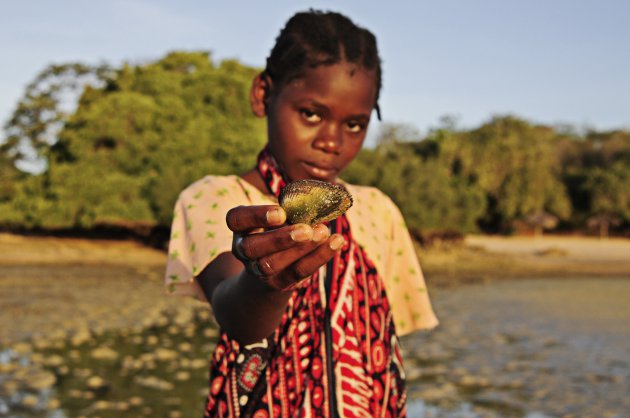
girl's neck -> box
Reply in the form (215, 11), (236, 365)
(240, 169), (271, 196)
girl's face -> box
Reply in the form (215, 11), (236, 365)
(253, 62), (377, 182)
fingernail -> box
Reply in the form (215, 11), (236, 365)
(329, 235), (344, 250)
(266, 207), (284, 224)
(290, 225), (312, 242)
(312, 225), (330, 242)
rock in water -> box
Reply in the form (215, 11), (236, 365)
(279, 180), (353, 225)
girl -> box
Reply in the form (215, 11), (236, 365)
(165, 10), (438, 417)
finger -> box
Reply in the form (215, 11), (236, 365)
(288, 234), (345, 281)
(238, 223), (315, 260)
(237, 224), (329, 280)
(258, 233), (343, 286)
(311, 224), (331, 242)
(253, 237), (327, 277)
(239, 224), (329, 260)
(226, 205), (286, 232)
(238, 223), (329, 262)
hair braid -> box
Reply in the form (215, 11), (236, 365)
(264, 10), (383, 119)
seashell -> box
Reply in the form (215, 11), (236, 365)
(279, 179), (353, 225)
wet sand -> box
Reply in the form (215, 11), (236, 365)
(2, 232), (629, 345)
(419, 234), (630, 286)
(1, 233), (629, 417)
(0, 233), (204, 346)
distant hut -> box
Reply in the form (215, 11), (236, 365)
(587, 214), (621, 239)
(525, 211), (559, 237)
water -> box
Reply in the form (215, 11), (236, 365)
(403, 278), (630, 418)
(0, 313), (217, 418)
(1, 278), (629, 418)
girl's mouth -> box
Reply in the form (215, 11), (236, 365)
(301, 161), (337, 180)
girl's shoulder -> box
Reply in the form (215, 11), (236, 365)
(341, 182), (399, 218)
(178, 174), (240, 200)
(342, 181), (405, 260)
(177, 174), (275, 206)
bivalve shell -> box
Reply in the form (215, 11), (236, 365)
(279, 179), (353, 225)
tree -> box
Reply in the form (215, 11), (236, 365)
(0, 153), (22, 202)
(0, 52), (266, 229)
(344, 125), (486, 233)
(583, 162), (630, 238)
(43, 52), (265, 228)
(3, 59), (629, 237)
(2, 63), (111, 172)
(436, 116), (571, 232)
(558, 128), (630, 233)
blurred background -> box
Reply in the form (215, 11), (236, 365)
(1, 1), (628, 417)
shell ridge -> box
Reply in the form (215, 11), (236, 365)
(279, 179), (353, 225)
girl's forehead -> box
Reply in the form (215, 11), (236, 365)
(279, 63), (377, 106)
(289, 63), (373, 85)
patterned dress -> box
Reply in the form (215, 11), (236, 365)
(165, 148), (438, 417)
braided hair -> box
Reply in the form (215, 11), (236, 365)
(264, 10), (383, 119)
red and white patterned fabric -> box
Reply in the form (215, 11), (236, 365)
(203, 147), (407, 417)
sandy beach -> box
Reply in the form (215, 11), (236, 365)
(1, 232), (628, 344)
(1, 232), (628, 417)
(0, 233), (203, 346)
(419, 234), (630, 286)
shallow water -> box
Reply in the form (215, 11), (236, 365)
(1, 278), (629, 418)
(404, 278), (630, 418)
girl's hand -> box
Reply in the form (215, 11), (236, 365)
(226, 205), (344, 291)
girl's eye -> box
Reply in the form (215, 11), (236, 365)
(301, 109), (321, 123)
(346, 121), (366, 133)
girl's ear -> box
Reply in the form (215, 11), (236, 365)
(250, 72), (273, 117)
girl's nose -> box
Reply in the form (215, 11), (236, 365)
(313, 124), (342, 154)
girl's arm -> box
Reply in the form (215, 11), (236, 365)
(196, 205), (342, 345)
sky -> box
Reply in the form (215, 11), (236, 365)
(1, 0), (629, 143)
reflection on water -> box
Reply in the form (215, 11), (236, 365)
(403, 278), (630, 418)
(1, 278), (628, 417)
(408, 400), (555, 418)
(0, 310), (217, 418)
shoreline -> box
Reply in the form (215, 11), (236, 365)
(1, 232), (629, 345)
(420, 234), (630, 287)
(3, 233), (628, 417)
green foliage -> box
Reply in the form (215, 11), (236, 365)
(434, 116), (571, 231)
(0, 174), (51, 228)
(344, 134), (486, 233)
(345, 117), (584, 233)
(584, 162), (630, 220)
(0, 154), (22, 202)
(375, 153), (485, 232)
(578, 161), (630, 238)
(1, 53), (629, 236)
(0, 51), (265, 229)
(2, 63), (111, 169)
(558, 129), (630, 231)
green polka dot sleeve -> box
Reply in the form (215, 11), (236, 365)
(381, 193), (439, 335)
(164, 197), (194, 295)
(164, 176), (242, 302)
